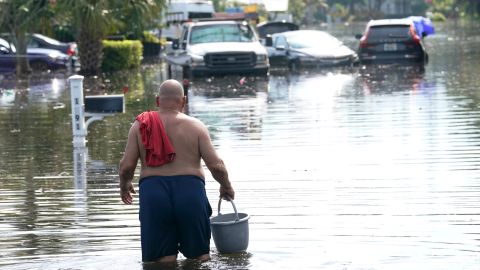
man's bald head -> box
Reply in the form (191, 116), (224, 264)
(157, 79), (186, 111)
(158, 79), (185, 100)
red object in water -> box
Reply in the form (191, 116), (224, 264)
(123, 85), (129, 93)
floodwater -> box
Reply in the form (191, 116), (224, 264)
(1, 22), (479, 270)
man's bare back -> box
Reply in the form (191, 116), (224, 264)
(137, 110), (207, 179)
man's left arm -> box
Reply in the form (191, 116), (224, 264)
(119, 121), (140, 204)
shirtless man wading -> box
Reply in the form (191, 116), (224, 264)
(119, 79), (235, 263)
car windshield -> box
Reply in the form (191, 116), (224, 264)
(287, 32), (342, 50)
(368, 25), (410, 39)
(190, 24), (255, 44)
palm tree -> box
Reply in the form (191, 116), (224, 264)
(57, 0), (111, 76)
(59, 0), (165, 76)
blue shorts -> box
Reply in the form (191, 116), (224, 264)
(139, 175), (212, 262)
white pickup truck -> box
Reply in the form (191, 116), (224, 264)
(165, 20), (270, 78)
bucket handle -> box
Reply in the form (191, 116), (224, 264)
(217, 196), (240, 222)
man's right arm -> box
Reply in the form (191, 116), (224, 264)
(119, 121), (140, 204)
(197, 122), (235, 200)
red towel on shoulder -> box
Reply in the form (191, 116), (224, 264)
(136, 111), (176, 167)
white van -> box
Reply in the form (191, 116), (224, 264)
(161, 0), (215, 40)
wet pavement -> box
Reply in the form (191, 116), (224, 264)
(0, 22), (479, 269)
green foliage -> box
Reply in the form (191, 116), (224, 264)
(141, 31), (160, 43)
(430, 0), (457, 17)
(54, 0), (166, 75)
(430, 12), (447, 21)
(212, 0), (226, 12)
(140, 31), (161, 57)
(114, 0), (166, 39)
(102, 40), (143, 72)
(52, 25), (76, 42)
(455, 0), (480, 18)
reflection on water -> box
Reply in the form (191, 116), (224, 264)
(1, 23), (480, 270)
(189, 76), (268, 98)
(357, 64), (427, 95)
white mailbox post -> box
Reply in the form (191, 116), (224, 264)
(69, 75), (87, 148)
(68, 75), (125, 190)
(68, 75), (125, 148)
(68, 75), (125, 193)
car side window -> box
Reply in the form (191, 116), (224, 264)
(28, 39), (39, 48)
(274, 36), (287, 48)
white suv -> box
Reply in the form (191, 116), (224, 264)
(165, 20), (270, 78)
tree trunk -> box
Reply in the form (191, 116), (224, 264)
(15, 30), (31, 76)
(78, 23), (104, 76)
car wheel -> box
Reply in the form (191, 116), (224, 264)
(30, 61), (49, 71)
(288, 60), (300, 73)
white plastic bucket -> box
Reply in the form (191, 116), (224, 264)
(210, 198), (250, 254)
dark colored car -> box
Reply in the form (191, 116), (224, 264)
(1, 33), (77, 65)
(356, 19), (428, 64)
(265, 30), (358, 71)
(0, 37), (70, 73)
(28, 33), (77, 57)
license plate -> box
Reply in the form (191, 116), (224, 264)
(384, 43), (397, 51)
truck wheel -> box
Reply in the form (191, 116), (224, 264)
(257, 68), (269, 77)
(289, 60), (300, 73)
(182, 66), (192, 80)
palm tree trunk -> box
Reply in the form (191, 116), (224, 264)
(15, 30), (31, 76)
(78, 23), (104, 76)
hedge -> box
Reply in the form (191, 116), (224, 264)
(102, 40), (143, 72)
